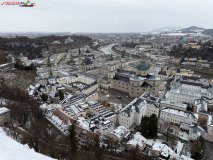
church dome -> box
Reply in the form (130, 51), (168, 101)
(137, 62), (150, 71)
(86, 49), (90, 53)
(83, 58), (92, 65)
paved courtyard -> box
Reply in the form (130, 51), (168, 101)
(97, 88), (134, 106)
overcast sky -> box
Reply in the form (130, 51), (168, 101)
(0, 0), (212, 33)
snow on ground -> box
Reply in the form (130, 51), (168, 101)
(175, 141), (184, 155)
(147, 133), (183, 155)
(0, 127), (55, 160)
(146, 133), (165, 146)
(178, 131), (189, 141)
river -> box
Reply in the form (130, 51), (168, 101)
(99, 43), (116, 55)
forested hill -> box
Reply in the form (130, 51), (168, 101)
(170, 42), (213, 61)
(0, 35), (93, 60)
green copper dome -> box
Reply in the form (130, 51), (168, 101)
(109, 54), (114, 61)
(137, 61), (150, 71)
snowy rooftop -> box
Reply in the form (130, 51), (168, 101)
(110, 126), (128, 139)
(160, 144), (174, 158)
(161, 107), (197, 120)
(161, 100), (187, 109)
(0, 107), (10, 115)
(120, 93), (159, 117)
(194, 97), (213, 114)
(152, 143), (165, 151)
(69, 104), (85, 115)
(126, 132), (147, 148)
(88, 101), (116, 120)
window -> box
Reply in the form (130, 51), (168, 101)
(132, 88), (134, 90)
(143, 89), (145, 91)
(132, 83), (134, 85)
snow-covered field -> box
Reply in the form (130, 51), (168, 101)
(0, 128), (55, 160)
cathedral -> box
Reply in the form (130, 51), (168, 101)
(99, 52), (160, 98)
(78, 48), (95, 71)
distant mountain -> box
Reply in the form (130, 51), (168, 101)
(147, 27), (182, 33)
(179, 26), (205, 32)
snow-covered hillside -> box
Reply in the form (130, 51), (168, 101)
(0, 128), (55, 160)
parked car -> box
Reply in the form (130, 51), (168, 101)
(117, 96), (121, 99)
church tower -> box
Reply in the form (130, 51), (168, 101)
(47, 56), (52, 75)
(108, 54), (116, 79)
(174, 68), (181, 81)
(120, 50), (126, 68)
(78, 48), (82, 70)
(48, 70), (55, 84)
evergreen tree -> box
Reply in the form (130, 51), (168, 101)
(141, 120), (148, 136)
(69, 124), (78, 157)
(41, 93), (48, 101)
(148, 114), (158, 137)
(59, 90), (64, 100)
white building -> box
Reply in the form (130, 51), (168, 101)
(168, 72), (213, 104)
(119, 93), (159, 129)
(160, 107), (198, 125)
(188, 123), (207, 141)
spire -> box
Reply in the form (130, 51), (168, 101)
(78, 48), (81, 55)
(121, 50), (125, 58)
(47, 56), (52, 67)
(109, 54), (114, 61)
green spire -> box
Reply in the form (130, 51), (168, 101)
(47, 56), (52, 67)
(109, 54), (114, 61)
(49, 70), (55, 79)
(121, 50), (125, 58)
(78, 48), (81, 55)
